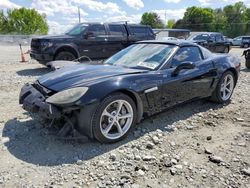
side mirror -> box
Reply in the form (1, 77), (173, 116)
(84, 31), (94, 39)
(172, 62), (195, 76)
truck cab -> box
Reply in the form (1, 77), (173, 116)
(30, 22), (155, 65)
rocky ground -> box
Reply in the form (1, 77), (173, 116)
(0, 45), (249, 188)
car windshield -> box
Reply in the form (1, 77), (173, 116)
(104, 43), (176, 70)
(65, 24), (88, 36)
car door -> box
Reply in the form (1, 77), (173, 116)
(214, 34), (225, 52)
(78, 24), (108, 59)
(233, 37), (242, 46)
(106, 24), (128, 57)
(207, 34), (216, 52)
(160, 46), (216, 109)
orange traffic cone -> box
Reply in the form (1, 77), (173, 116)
(19, 44), (28, 63)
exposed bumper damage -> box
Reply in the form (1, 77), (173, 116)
(19, 83), (61, 119)
(19, 83), (90, 141)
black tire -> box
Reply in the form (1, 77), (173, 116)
(210, 71), (235, 103)
(92, 92), (137, 143)
(224, 47), (229, 53)
(55, 51), (76, 61)
(246, 60), (250, 69)
(243, 43), (249, 48)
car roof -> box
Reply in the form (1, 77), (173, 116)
(79, 22), (149, 27)
(137, 40), (199, 47)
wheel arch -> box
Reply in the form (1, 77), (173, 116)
(75, 88), (144, 139)
(225, 68), (238, 86)
(113, 89), (144, 123)
(54, 45), (79, 60)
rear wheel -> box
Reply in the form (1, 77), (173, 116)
(55, 51), (76, 61)
(224, 47), (229, 53)
(92, 93), (137, 143)
(243, 43), (249, 48)
(210, 71), (235, 103)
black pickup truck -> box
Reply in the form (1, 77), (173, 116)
(30, 23), (155, 65)
(188, 32), (231, 53)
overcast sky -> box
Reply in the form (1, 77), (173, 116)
(1, 0), (250, 34)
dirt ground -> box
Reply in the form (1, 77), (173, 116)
(0, 45), (249, 188)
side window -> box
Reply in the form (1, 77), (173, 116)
(215, 34), (223, 42)
(200, 46), (212, 59)
(193, 34), (209, 41)
(88, 24), (106, 36)
(109, 25), (126, 36)
(147, 27), (155, 36)
(209, 34), (215, 42)
(171, 47), (202, 68)
(130, 26), (147, 36)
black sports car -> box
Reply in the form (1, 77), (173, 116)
(19, 41), (241, 143)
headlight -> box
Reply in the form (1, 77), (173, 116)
(46, 87), (88, 105)
(41, 41), (53, 50)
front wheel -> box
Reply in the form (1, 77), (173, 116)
(92, 93), (137, 143)
(55, 51), (76, 61)
(210, 71), (235, 103)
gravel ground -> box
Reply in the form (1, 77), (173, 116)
(0, 45), (249, 188)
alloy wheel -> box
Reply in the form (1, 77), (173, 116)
(220, 74), (234, 101)
(100, 100), (133, 140)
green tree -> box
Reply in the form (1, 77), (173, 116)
(223, 2), (246, 37)
(0, 8), (48, 35)
(173, 19), (184, 29)
(0, 10), (7, 33)
(167, 19), (175, 28)
(212, 8), (227, 34)
(140, 12), (164, 28)
(174, 6), (214, 31)
(244, 8), (250, 34)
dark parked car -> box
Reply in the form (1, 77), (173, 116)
(241, 36), (250, 48)
(188, 32), (231, 53)
(243, 48), (250, 68)
(30, 23), (155, 65)
(20, 41), (240, 143)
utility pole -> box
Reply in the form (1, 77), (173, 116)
(78, 7), (81, 23)
(165, 10), (167, 26)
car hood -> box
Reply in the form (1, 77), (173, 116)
(38, 63), (146, 91)
(33, 35), (75, 41)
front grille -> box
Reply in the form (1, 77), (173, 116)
(31, 39), (40, 50)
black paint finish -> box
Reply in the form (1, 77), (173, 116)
(20, 41), (240, 138)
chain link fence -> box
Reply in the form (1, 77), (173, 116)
(0, 35), (43, 45)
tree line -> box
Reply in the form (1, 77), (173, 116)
(0, 8), (48, 35)
(141, 1), (250, 37)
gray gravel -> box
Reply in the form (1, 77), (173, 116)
(0, 45), (249, 187)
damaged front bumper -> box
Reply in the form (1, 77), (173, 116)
(19, 83), (61, 119)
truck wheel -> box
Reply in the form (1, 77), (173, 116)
(244, 43), (249, 48)
(55, 51), (76, 61)
(246, 60), (250, 69)
(224, 47), (229, 53)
